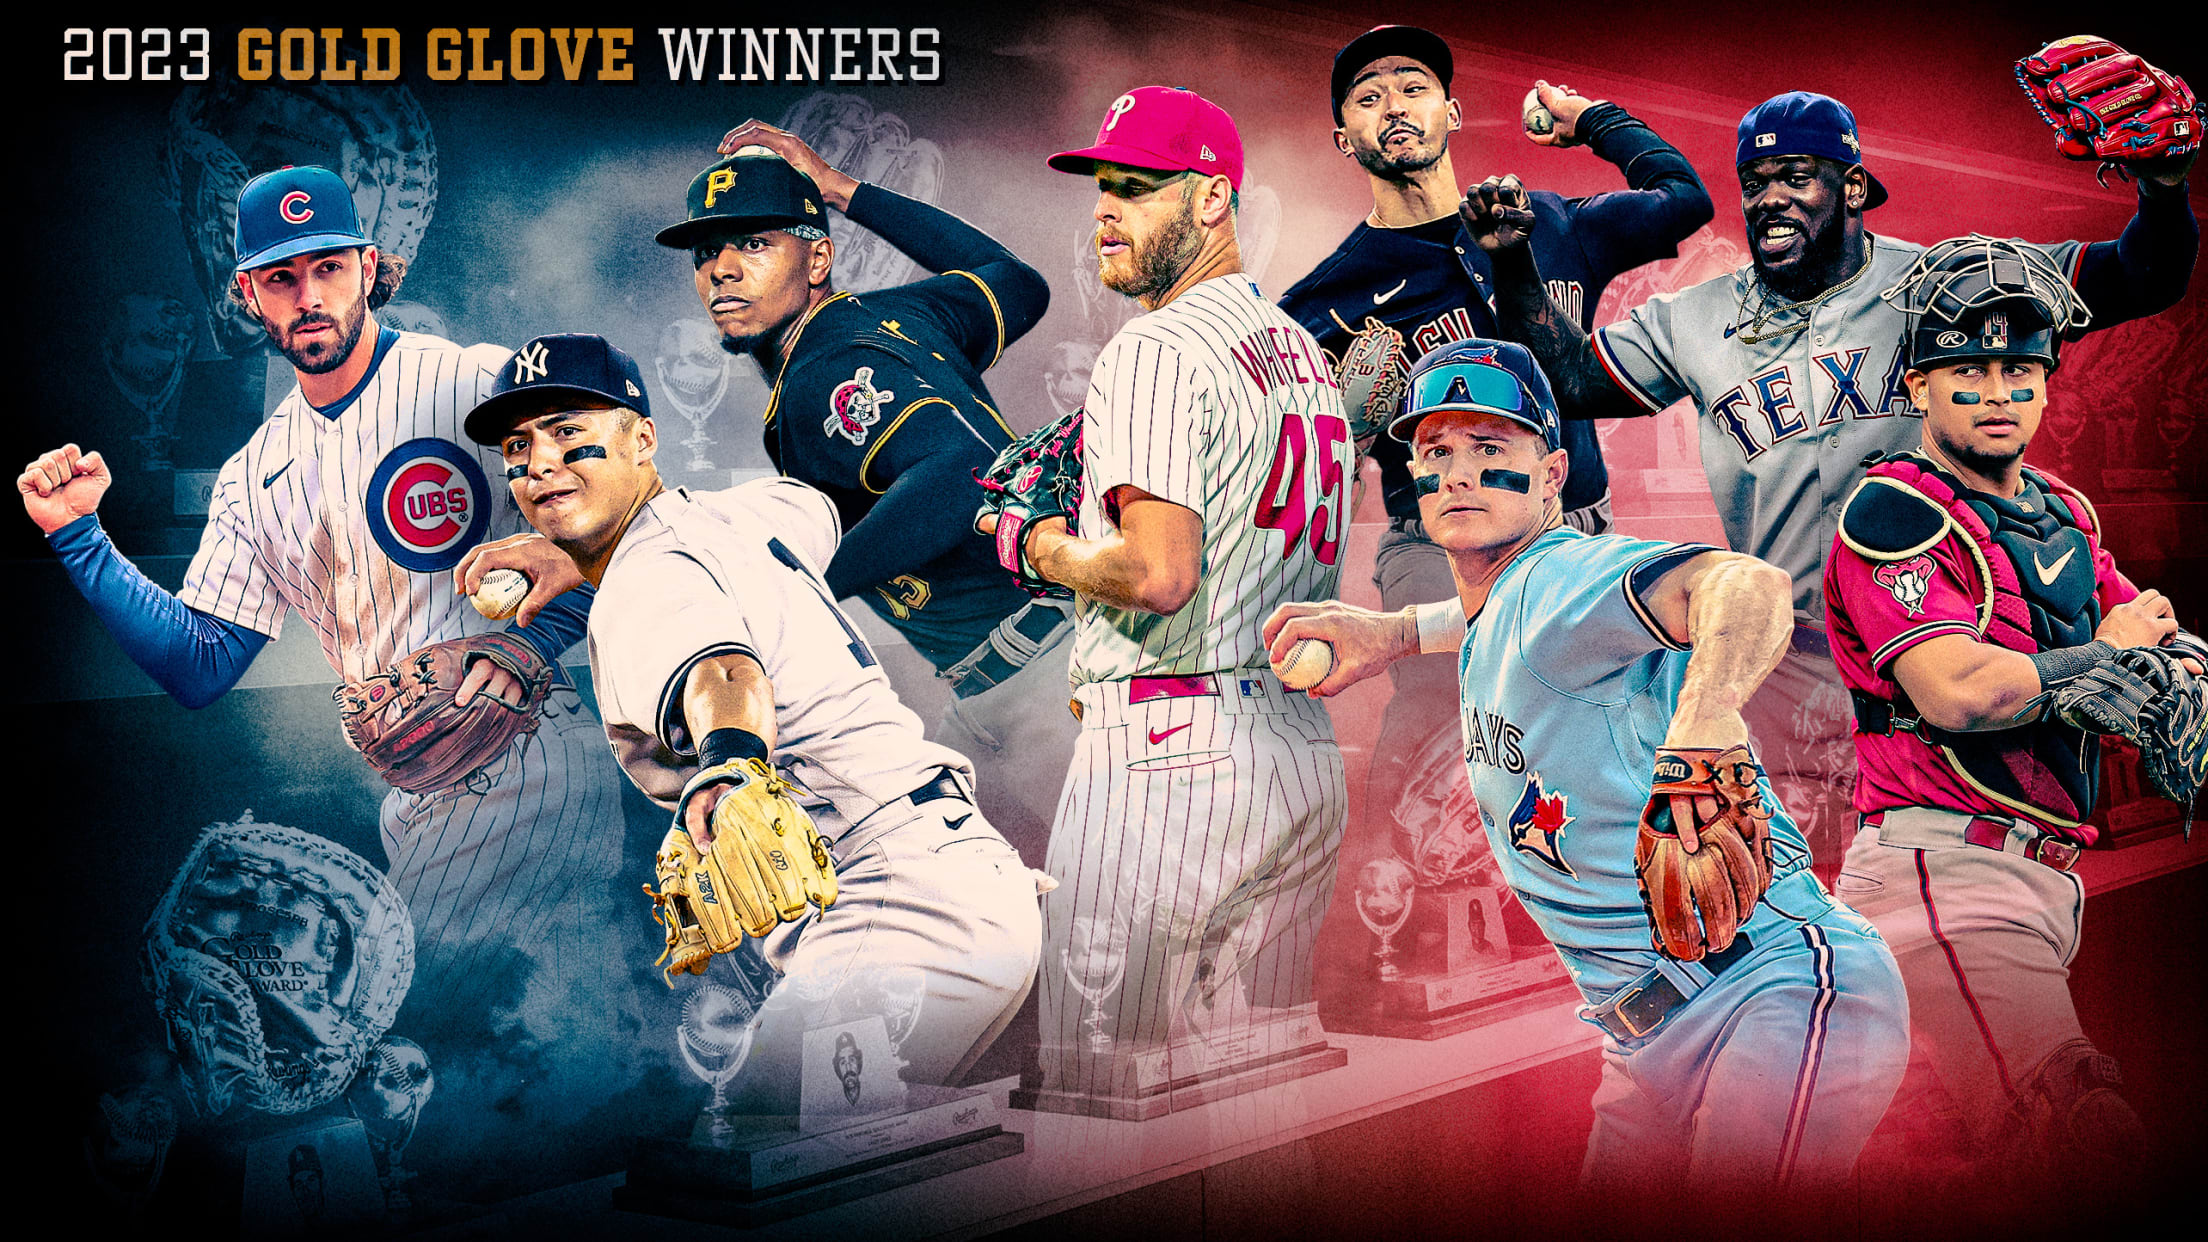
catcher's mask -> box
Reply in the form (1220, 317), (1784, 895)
(1881, 235), (2089, 373)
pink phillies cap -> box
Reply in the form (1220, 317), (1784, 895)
(1048, 86), (1245, 189)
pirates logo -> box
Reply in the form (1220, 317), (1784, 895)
(365, 438), (490, 572)
(1506, 772), (1576, 877)
(1872, 554), (1935, 617)
(825, 366), (894, 445)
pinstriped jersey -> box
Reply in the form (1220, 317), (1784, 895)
(1069, 275), (1349, 685)
(178, 329), (523, 682)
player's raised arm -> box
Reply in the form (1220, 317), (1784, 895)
(1528, 80), (1714, 266)
(1638, 550), (1795, 751)
(1461, 176), (1650, 420)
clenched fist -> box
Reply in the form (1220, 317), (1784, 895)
(19, 444), (112, 535)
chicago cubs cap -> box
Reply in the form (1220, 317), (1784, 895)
(1737, 91), (1889, 209)
(1331, 26), (1454, 124)
(464, 333), (652, 445)
(1049, 86), (1246, 190)
(234, 166), (374, 272)
(1391, 339), (1563, 451)
(655, 153), (829, 249)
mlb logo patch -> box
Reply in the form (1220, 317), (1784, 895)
(1981, 311), (2009, 351)
(1755, 132), (1777, 148)
(1238, 678), (1266, 698)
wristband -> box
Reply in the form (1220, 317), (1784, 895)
(1413, 598), (1470, 655)
(699, 726), (770, 769)
(2029, 640), (2116, 691)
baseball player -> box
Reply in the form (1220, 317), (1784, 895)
(659, 120), (1072, 865)
(1449, 77), (2199, 870)
(1823, 237), (2205, 1198)
(465, 333), (1043, 1112)
(1265, 340), (1908, 1208)
(1279, 23), (1713, 872)
(995, 87), (1350, 1100)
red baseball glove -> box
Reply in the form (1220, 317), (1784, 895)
(334, 633), (554, 795)
(2016, 37), (2202, 182)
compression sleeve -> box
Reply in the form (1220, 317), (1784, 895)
(48, 514), (269, 708)
(507, 582), (595, 664)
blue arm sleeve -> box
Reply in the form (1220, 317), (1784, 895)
(47, 515), (268, 708)
(1571, 102), (1716, 278)
(507, 582), (594, 664)
(2071, 177), (2199, 332)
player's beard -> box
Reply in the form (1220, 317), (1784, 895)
(1100, 195), (1202, 304)
(1751, 208), (1852, 304)
(1930, 422), (2028, 482)
(1353, 121), (1445, 180)
(265, 295), (369, 375)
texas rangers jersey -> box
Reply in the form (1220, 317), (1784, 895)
(178, 328), (523, 681)
(1070, 275), (1348, 685)
(1456, 528), (1815, 998)
(586, 478), (971, 832)
(1591, 234), (2082, 622)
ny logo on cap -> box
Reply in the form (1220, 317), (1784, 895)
(1981, 311), (2008, 351)
(279, 191), (314, 224)
(1105, 94), (1137, 133)
(513, 342), (551, 384)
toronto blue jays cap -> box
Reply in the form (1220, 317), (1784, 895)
(464, 333), (652, 445)
(234, 166), (375, 272)
(655, 152), (829, 249)
(1332, 26), (1454, 124)
(1736, 92), (1889, 209)
(1391, 339), (1563, 451)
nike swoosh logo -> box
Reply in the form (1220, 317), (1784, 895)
(1373, 279), (1408, 306)
(1147, 723), (1192, 745)
(944, 814), (972, 832)
(261, 462), (292, 488)
(2034, 546), (2076, 585)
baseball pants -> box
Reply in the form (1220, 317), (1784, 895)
(728, 793), (1044, 1116)
(934, 613), (1080, 870)
(1038, 672), (1348, 1096)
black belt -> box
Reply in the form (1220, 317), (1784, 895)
(907, 770), (968, 808)
(951, 601), (1070, 699)
(1583, 933), (1755, 1041)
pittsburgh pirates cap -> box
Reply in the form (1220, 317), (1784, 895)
(1331, 26), (1454, 125)
(1049, 86), (1246, 190)
(1737, 92), (1890, 209)
(464, 333), (652, 446)
(655, 153), (829, 249)
(1391, 339), (1563, 451)
(234, 166), (375, 272)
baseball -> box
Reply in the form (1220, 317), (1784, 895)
(1521, 88), (1555, 138)
(1274, 638), (1335, 691)
(472, 569), (531, 620)
(730, 144), (780, 158)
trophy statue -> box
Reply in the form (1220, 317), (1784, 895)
(103, 293), (196, 473)
(344, 1038), (434, 1217)
(654, 320), (733, 473)
(1062, 914), (1131, 1052)
(677, 982), (761, 1148)
(1353, 856), (1419, 982)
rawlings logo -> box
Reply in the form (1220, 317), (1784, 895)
(825, 366), (894, 445)
(1873, 554), (1935, 616)
(1936, 330), (1968, 349)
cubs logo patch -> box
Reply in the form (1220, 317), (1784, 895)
(825, 366), (894, 445)
(1506, 772), (1575, 877)
(1872, 554), (1935, 616)
(364, 438), (491, 573)
(278, 190), (314, 224)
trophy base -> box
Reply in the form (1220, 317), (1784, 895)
(1325, 949), (1573, 1040)
(1012, 1004), (1347, 1120)
(615, 1085), (1018, 1226)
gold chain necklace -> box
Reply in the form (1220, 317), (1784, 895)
(1729, 235), (1874, 346)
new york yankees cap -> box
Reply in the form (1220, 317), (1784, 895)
(655, 152), (829, 249)
(464, 333), (652, 445)
(1049, 86), (1245, 190)
(1737, 91), (1889, 209)
(234, 166), (375, 272)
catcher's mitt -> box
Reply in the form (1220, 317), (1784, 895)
(2016, 37), (2203, 183)
(974, 407), (1082, 599)
(1333, 317), (1409, 443)
(2057, 646), (2208, 811)
(1635, 745), (1776, 961)
(644, 758), (837, 984)
(334, 633), (554, 795)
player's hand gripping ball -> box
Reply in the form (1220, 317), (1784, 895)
(645, 758), (838, 983)
(1634, 745), (1776, 961)
(470, 568), (531, 620)
(1273, 638), (1336, 691)
(1521, 89), (1556, 139)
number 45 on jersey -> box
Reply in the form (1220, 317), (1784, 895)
(1256, 411), (1352, 566)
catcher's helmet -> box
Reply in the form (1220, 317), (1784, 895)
(1880, 234), (2089, 372)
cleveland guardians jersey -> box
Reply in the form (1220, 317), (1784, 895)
(1455, 528), (1816, 998)
(1070, 274), (1348, 684)
(586, 478), (971, 832)
(178, 328), (522, 680)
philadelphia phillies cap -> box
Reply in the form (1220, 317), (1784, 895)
(1331, 26), (1454, 124)
(655, 153), (828, 249)
(464, 333), (652, 445)
(234, 166), (374, 272)
(1391, 339), (1563, 451)
(1049, 86), (1246, 189)
(1737, 91), (1890, 209)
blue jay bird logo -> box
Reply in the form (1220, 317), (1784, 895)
(1507, 772), (1576, 877)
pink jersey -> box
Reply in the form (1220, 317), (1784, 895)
(1824, 472), (2136, 840)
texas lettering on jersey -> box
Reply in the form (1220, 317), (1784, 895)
(1702, 346), (1915, 462)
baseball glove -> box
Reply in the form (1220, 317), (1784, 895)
(334, 633), (554, 795)
(2016, 37), (2203, 182)
(1333, 317), (1409, 443)
(644, 758), (837, 984)
(2046, 644), (2184, 745)
(974, 407), (1082, 599)
(1635, 745), (1776, 961)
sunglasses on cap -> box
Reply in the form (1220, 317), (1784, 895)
(1408, 360), (1530, 419)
